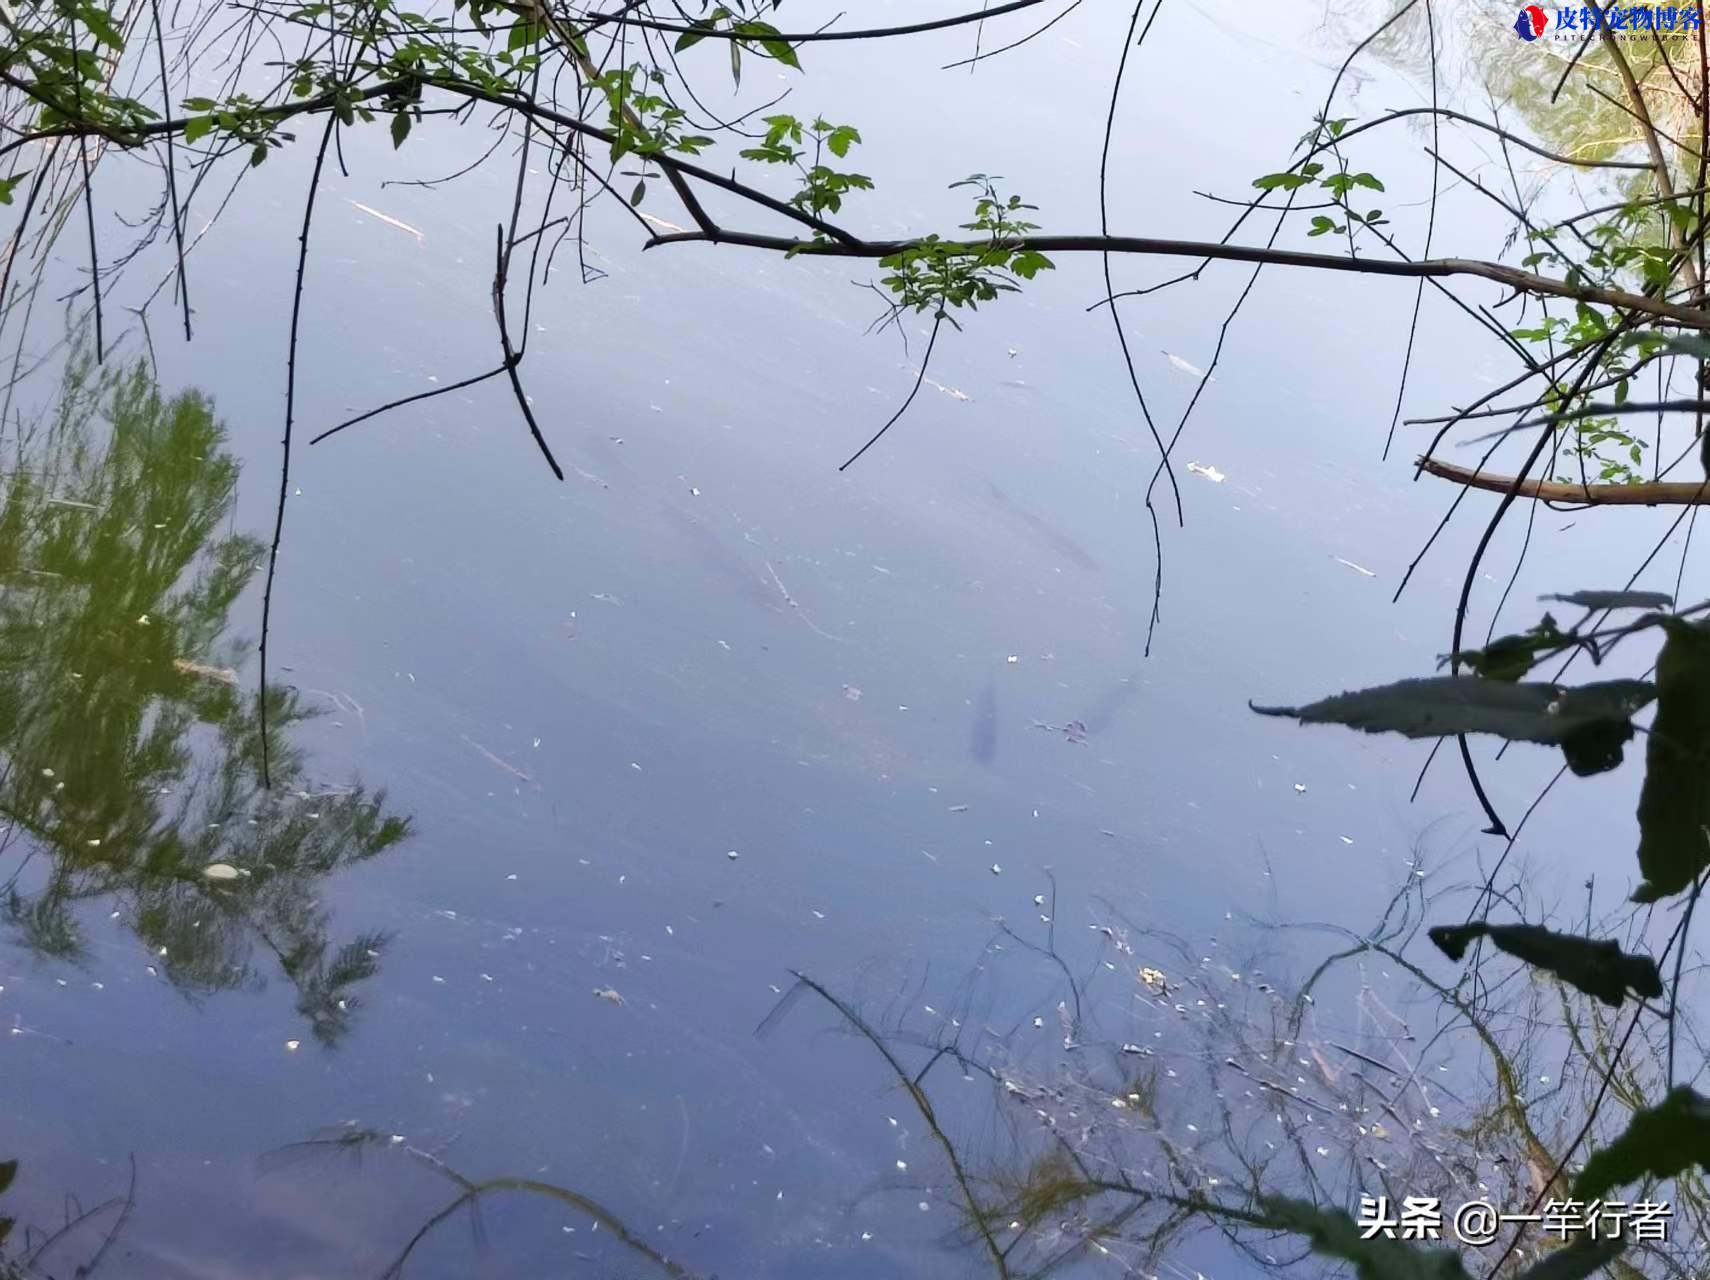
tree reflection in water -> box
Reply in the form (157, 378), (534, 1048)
(306, 866), (1706, 1279)
(0, 336), (410, 1044)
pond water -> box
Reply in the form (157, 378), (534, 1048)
(0, 1), (1694, 1276)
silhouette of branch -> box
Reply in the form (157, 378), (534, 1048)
(492, 223), (563, 479)
(260, 111), (337, 788)
(309, 364), (510, 445)
(585, 0), (1047, 44)
(838, 309), (941, 470)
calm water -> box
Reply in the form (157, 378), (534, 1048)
(0, 2), (1689, 1276)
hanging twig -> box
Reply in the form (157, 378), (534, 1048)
(259, 110), (338, 788)
(491, 222), (563, 479)
(838, 309), (942, 471)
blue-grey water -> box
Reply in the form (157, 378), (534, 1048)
(0, 1), (1689, 1275)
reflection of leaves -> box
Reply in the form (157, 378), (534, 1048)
(1447, 615), (1564, 682)
(0, 1161), (13, 1196)
(1543, 589), (1673, 611)
(1428, 922), (1662, 1008)
(1259, 1197), (1468, 1280)
(1574, 1087), (1710, 1202)
(1252, 676), (1653, 775)
(0, 338), (411, 1043)
(1634, 619), (1710, 902)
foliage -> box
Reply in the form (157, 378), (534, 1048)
(1574, 1087), (1710, 1202)
(1250, 674), (1655, 776)
(1428, 921), (1663, 1008)
(0, 336), (412, 1044)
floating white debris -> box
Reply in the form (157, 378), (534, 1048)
(39, 768), (53, 778)
(990, 864), (1002, 875)
(202, 863), (242, 881)
(1293, 783), (1306, 794)
(1185, 462), (1225, 483)
(1162, 351), (1211, 379)
(726, 849), (740, 860)
(173, 658), (240, 686)
(895, 1160), (907, 1171)
(285, 1039), (301, 1051)
(1033, 894), (1045, 907)
(843, 685), (862, 702)
(593, 987), (624, 1005)
(1006, 655), (1019, 664)
(1033, 1017), (1045, 1029)
(432, 975), (446, 984)
(347, 199), (425, 245)
(949, 804), (969, 813)
(1331, 556), (1376, 578)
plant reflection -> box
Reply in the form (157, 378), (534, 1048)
(0, 337), (410, 1044)
(324, 865), (1707, 1278)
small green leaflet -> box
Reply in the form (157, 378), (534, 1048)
(0, 171), (28, 205)
(391, 111), (411, 148)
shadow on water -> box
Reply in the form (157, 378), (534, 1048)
(243, 859), (1704, 1279)
(0, 335), (411, 1045)
(971, 675), (998, 766)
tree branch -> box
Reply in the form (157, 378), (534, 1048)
(1417, 455), (1710, 504)
(643, 228), (1710, 328)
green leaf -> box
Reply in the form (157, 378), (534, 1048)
(1307, 214), (1337, 237)
(1252, 171), (1313, 192)
(1009, 249), (1053, 279)
(826, 124), (860, 158)
(1428, 922), (1662, 1007)
(1543, 589), (1673, 611)
(390, 111), (411, 149)
(1634, 618), (1710, 901)
(629, 178), (645, 206)
(182, 115), (213, 144)
(674, 27), (708, 50)
(1574, 1086), (1710, 1201)
(79, 5), (124, 50)
(250, 143), (268, 167)
(1351, 172), (1385, 191)
(1253, 676), (1653, 775)
(0, 1161), (13, 1196)
(1259, 1197), (1468, 1280)
(729, 39), (741, 86)
(0, 172), (28, 206)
